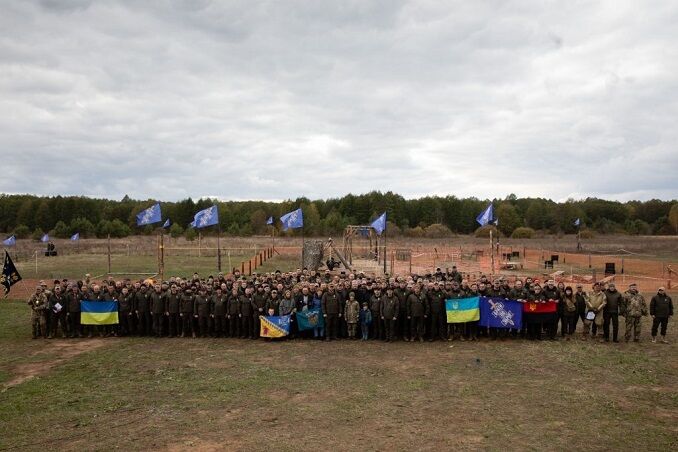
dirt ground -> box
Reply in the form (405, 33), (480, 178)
(0, 299), (676, 451)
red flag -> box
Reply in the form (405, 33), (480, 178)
(523, 300), (558, 313)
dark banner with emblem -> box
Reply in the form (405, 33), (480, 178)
(2, 251), (22, 296)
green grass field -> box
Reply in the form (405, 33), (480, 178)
(0, 299), (676, 451)
(12, 253), (300, 281)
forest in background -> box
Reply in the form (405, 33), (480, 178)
(1, 192), (677, 240)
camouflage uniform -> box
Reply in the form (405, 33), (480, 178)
(27, 292), (49, 338)
(622, 289), (648, 342)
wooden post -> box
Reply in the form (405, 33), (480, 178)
(35, 250), (38, 275)
(227, 251), (232, 272)
(588, 254), (592, 269)
(409, 251), (412, 275)
(248, 260), (252, 275)
(217, 224), (222, 273)
(107, 233), (112, 274)
(159, 231), (165, 281)
(198, 232), (202, 257)
(621, 257), (624, 274)
(241, 261), (244, 274)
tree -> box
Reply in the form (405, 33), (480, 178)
(169, 223), (184, 238)
(53, 221), (69, 238)
(249, 209), (268, 235)
(496, 202), (522, 236)
(669, 203), (678, 234)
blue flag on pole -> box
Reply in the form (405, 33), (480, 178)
(71, 233), (80, 241)
(163, 219), (170, 228)
(41, 234), (49, 243)
(370, 212), (387, 235)
(479, 296), (523, 329)
(280, 208), (303, 231)
(136, 203), (162, 226)
(190, 205), (219, 228)
(476, 203), (495, 226)
(296, 308), (325, 331)
(574, 218), (580, 227)
(266, 216), (273, 225)
(3, 235), (16, 246)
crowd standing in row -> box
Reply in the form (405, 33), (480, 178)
(26, 266), (673, 344)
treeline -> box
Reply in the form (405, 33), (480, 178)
(0, 192), (676, 240)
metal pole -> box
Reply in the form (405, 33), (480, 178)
(490, 229), (494, 275)
(160, 231), (165, 281)
(383, 233), (387, 275)
(107, 233), (111, 274)
(217, 224), (222, 272)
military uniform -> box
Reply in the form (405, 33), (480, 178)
(48, 290), (68, 338)
(27, 292), (48, 338)
(380, 292), (399, 342)
(321, 290), (341, 340)
(622, 289), (648, 342)
(179, 291), (194, 337)
(344, 298), (360, 339)
(407, 291), (427, 341)
(150, 291), (166, 337)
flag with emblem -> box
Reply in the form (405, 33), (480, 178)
(41, 233), (50, 243)
(260, 315), (291, 338)
(479, 296), (522, 329)
(2, 235), (16, 246)
(446, 296), (480, 323)
(280, 208), (303, 231)
(296, 308), (325, 331)
(71, 233), (80, 241)
(190, 205), (219, 228)
(370, 212), (387, 235)
(1, 251), (22, 296)
(136, 203), (162, 226)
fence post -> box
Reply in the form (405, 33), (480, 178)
(241, 262), (245, 274)
(248, 260), (252, 275)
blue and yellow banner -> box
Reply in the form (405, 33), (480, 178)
(81, 300), (119, 325)
(446, 296), (480, 323)
(260, 315), (291, 338)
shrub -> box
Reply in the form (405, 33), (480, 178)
(510, 227), (535, 239)
(14, 224), (30, 239)
(474, 225), (499, 238)
(169, 223), (184, 238)
(424, 223), (453, 238)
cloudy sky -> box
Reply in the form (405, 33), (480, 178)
(1, 0), (676, 202)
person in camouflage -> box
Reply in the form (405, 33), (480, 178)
(621, 283), (648, 342)
(27, 286), (49, 339)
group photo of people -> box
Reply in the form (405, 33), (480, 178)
(26, 267), (674, 344)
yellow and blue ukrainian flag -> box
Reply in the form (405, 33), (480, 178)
(81, 300), (119, 325)
(260, 315), (290, 338)
(446, 296), (480, 323)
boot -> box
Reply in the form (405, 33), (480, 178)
(652, 336), (657, 343)
(661, 336), (668, 344)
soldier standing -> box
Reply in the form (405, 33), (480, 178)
(150, 284), (166, 338)
(380, 286), (399, 342)
(27, 286), (48, 339)
(48, 285), (68, 339)
(407, 285), (427, 342)
(179, 288), (194, 338)
(66, 285), (82, 338)
(322, 284), (341, 341)
(650, 287), (673, 343)
(621, 283), (648, 342)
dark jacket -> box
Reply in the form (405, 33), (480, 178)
(650, 293), (674, 318)
(322, 291), (341, 315)
(380, 294), (399, 320)
(604, 289), (623, 314)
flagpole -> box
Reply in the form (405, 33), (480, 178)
(490, 229), (494, 276)
(159, 229), (165, 281)
(217, 223), (222, 272)
(383, 232), (387, 275)
(577, 223), (582, 251)
(301, 226), (305, 269)
(107, 233), (112, 275)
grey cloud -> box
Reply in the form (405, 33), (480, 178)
(0, 0), (676, 202)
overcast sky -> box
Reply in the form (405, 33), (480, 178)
(1, 0), (676, 203)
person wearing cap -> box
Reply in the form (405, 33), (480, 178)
(321, 284), (341, 341)
(369, 287), (383, 340)
(427, 282), (447, 341)
(574, 284), (588, 336)
(560, 286), (578, 339)
(344, 292), (360, 339)
(621, 283), (648, 343)
(407, 285), (427, 342)
(150, 284), (166, 338)
(239, 287), (254, 339)
(66, 284), (83, 338)
(650, 287), (673, 343)
(47, 284), (68, 339)
(603, 282), (623, 342)
(381, 286), (399, 342)
(27, 286), (49, 339)
(134, 284), (151, 336)
(165, 285), (181, 338)
(585, 282), (606, 340)
(179, 288), (195, 338)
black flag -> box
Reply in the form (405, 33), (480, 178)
(1, 251), (22, 297)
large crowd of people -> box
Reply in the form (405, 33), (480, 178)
(26, 266), (673, 344)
